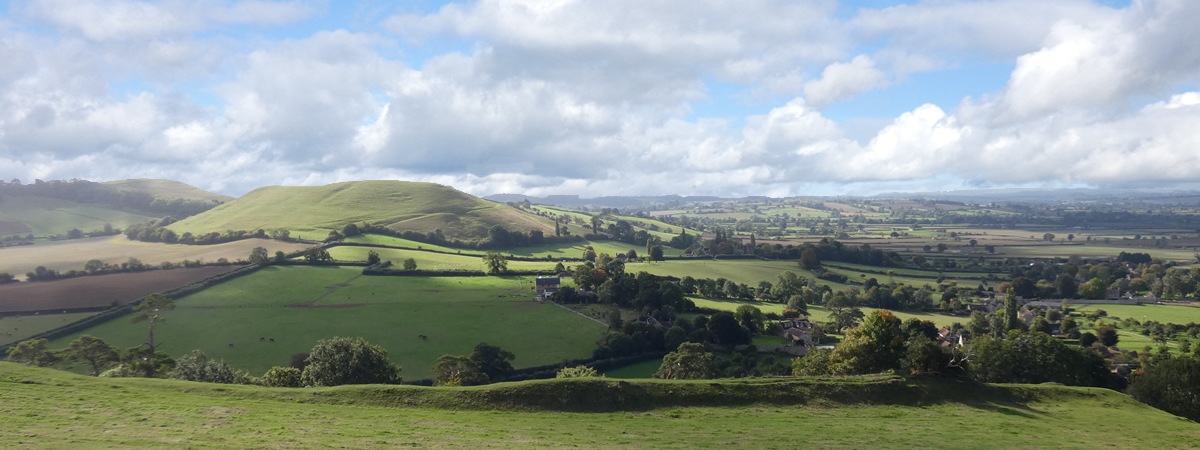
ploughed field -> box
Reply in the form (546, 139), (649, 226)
(0, 265), (237, 314)
(48, 266), (606, 379)
(2, 363), (1198, 449)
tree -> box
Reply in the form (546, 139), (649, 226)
(649, 245), (664, 262)
(1129, 356), (1200, 422)
(800, 248), (821, 270)
(1079, 277), (1107, 300)
(968, 330), (1112, 387)
(1003, 289), (1021, 332)
(985, 245), (995, 254)
(84, 259), (105, 274)
(734, 304), (765, 334)
(1054, 274), (1078, 298)
(300, 337), (402, 387)
(654, 343), (716, 379)
(249, 246), (270, 264)
(64, 335), (119, 376)
(596, 253), (613, 268)
(1097, 326), (1119, 347)
(469, 343), (516, 382)
(116, 346), (175, 378)
(262, 366), (302, 387)
(170, 350), (247, 384)
(6, 338), (60, 367)
(706, 312), (752, 345)
(968, 311), (990, 336)
(132, 294), (174, 353)
(1079, 332), (1098, 347)
(832, 309), (906, 375)
(432, 355), (488, 386)
(1043, 233), (1056, 241)
(325, 230), (344, 242)
(341, 223), (361, 237)
(483, 251), (508, 274)
(664, 326), (688, 350)
(367, 250), (381, 265)
(556, 366), (603, 378)
(828, 306), (865, 333)
(304, 248), (333, 263)
(274, 251), (287, 263)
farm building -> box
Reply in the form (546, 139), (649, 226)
(535, 277), (560, 299)
(778, 319), (813, 347)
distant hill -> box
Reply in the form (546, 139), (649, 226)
(102, 179), (234, 203)
(170, 180), (555, 240)
(871, 188), (1200, 204)
(487, 193), (725, 209)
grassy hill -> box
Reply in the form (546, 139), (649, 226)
(168, 180), (554, 241)
(102, 178), (234, 203)
(0, 195), (157, 237)
(2, 363), (1197, 448)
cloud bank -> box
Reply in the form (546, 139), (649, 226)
(0, 0), (1198, 197)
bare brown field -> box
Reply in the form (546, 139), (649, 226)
(0, 236), (310, 278)
(0, 265), (237, 314)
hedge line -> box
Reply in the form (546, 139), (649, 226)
(362, 268), (560, 277)
(0, 263), (268, 357)
(330, 242), (584, 262)
(404, 351), (670, 386)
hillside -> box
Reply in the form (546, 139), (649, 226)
(102, 178), (234, 203)
(2, 363), (1197, 448)
(168, 180), (555, 240)
(0, 195), (157, 237)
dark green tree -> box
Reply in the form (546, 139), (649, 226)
(64, 335), (119, 376)
(132, 293), (174, 353)
(1129, 356), (1200, 422)
(469, 343), (516, 382)
(300, 337), (402, 387)
(654, 343), (716, 379)
(483, 251), (507, 274)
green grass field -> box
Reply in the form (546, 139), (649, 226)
(0, 312), (99, 346)
(2, 363), (1197, 449)
(47, 266), (605, 379)
(169, 180), (555, 241)
(1074, 303), (1200, 325)
(1001, 244), (1199, 261)
(341, 234), (684, 259)
(326, 246), (560, 272)
(0, 195), (158, 237)
(601, 358), (663, 378)
(689, 297), (965, 328)
(625, 260), (852, 290)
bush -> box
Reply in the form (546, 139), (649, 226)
(300, 337), (402, 387)
(556, 366), (602, 378)
(262, 366), (303, 388)
(170, 350), (250, 384)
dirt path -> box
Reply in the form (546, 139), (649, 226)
(287, 274), (363, 308)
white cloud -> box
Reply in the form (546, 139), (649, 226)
(23, 0), (315, 41)
(803, 55), (889, 108)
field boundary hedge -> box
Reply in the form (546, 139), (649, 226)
(329, 242), (585, 262)
(0, 263), (268, 356)
(362, 268), (560, 277)
(404, 351), (670, 386)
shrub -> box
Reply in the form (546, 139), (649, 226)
(262, 366), (303, 388)
(556, 366), (602, 378)
(170, 350), (250, 384)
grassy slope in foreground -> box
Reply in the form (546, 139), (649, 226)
(168, 180), (553, 241)
(101, 178), (235, 203)
(2, 363), (1198, 449)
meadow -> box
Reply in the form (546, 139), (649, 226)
(0, 311), (98, 346)
(1074, 303), (1200, 325)
(3, 362), (1198, 449)
(625, 259), (852, 290)
(48, 266), (606, 379)
(0, 236), (308, 278)
(341, 234), (685, 258)
(325, 246), (560, 272)
(689, 297), (965, 328)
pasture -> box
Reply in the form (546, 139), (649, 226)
(625, 259), (852, 290)
(0, 311), (98, 346)
(341, 235), (684, 258)
(601, 358), (662, 378)
(0, 265), (236, 314)
(689, 297), (964, 328)
(1074, 303), (1200, 325)
(48, 266), (606, 379)
(4, 363), (1198, 449)
(325, 246), (560, 272)
(0, 236), (309, 279)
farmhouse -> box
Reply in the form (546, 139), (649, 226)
(777, 319), (814, 347)
(535, 277), (560, 299)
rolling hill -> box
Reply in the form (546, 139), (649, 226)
(0, 195), (158, 237)
(168, 180), (555, 240)
(102, 178), (234, 203)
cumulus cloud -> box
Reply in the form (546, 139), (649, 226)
(2, 0), (1200, 198)
(23, 0), (315, 41)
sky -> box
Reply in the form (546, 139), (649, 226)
(1, 0), (1198, 198)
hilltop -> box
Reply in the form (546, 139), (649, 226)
(168, 180), (555, 240)
(102, 179), (234, 203)
(1, 362), (1197, 448)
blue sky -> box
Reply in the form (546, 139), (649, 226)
(0, 0), (1197, 197)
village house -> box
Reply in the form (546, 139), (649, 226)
(535, 277), (560, 299)
(777, 319), (814, 347)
